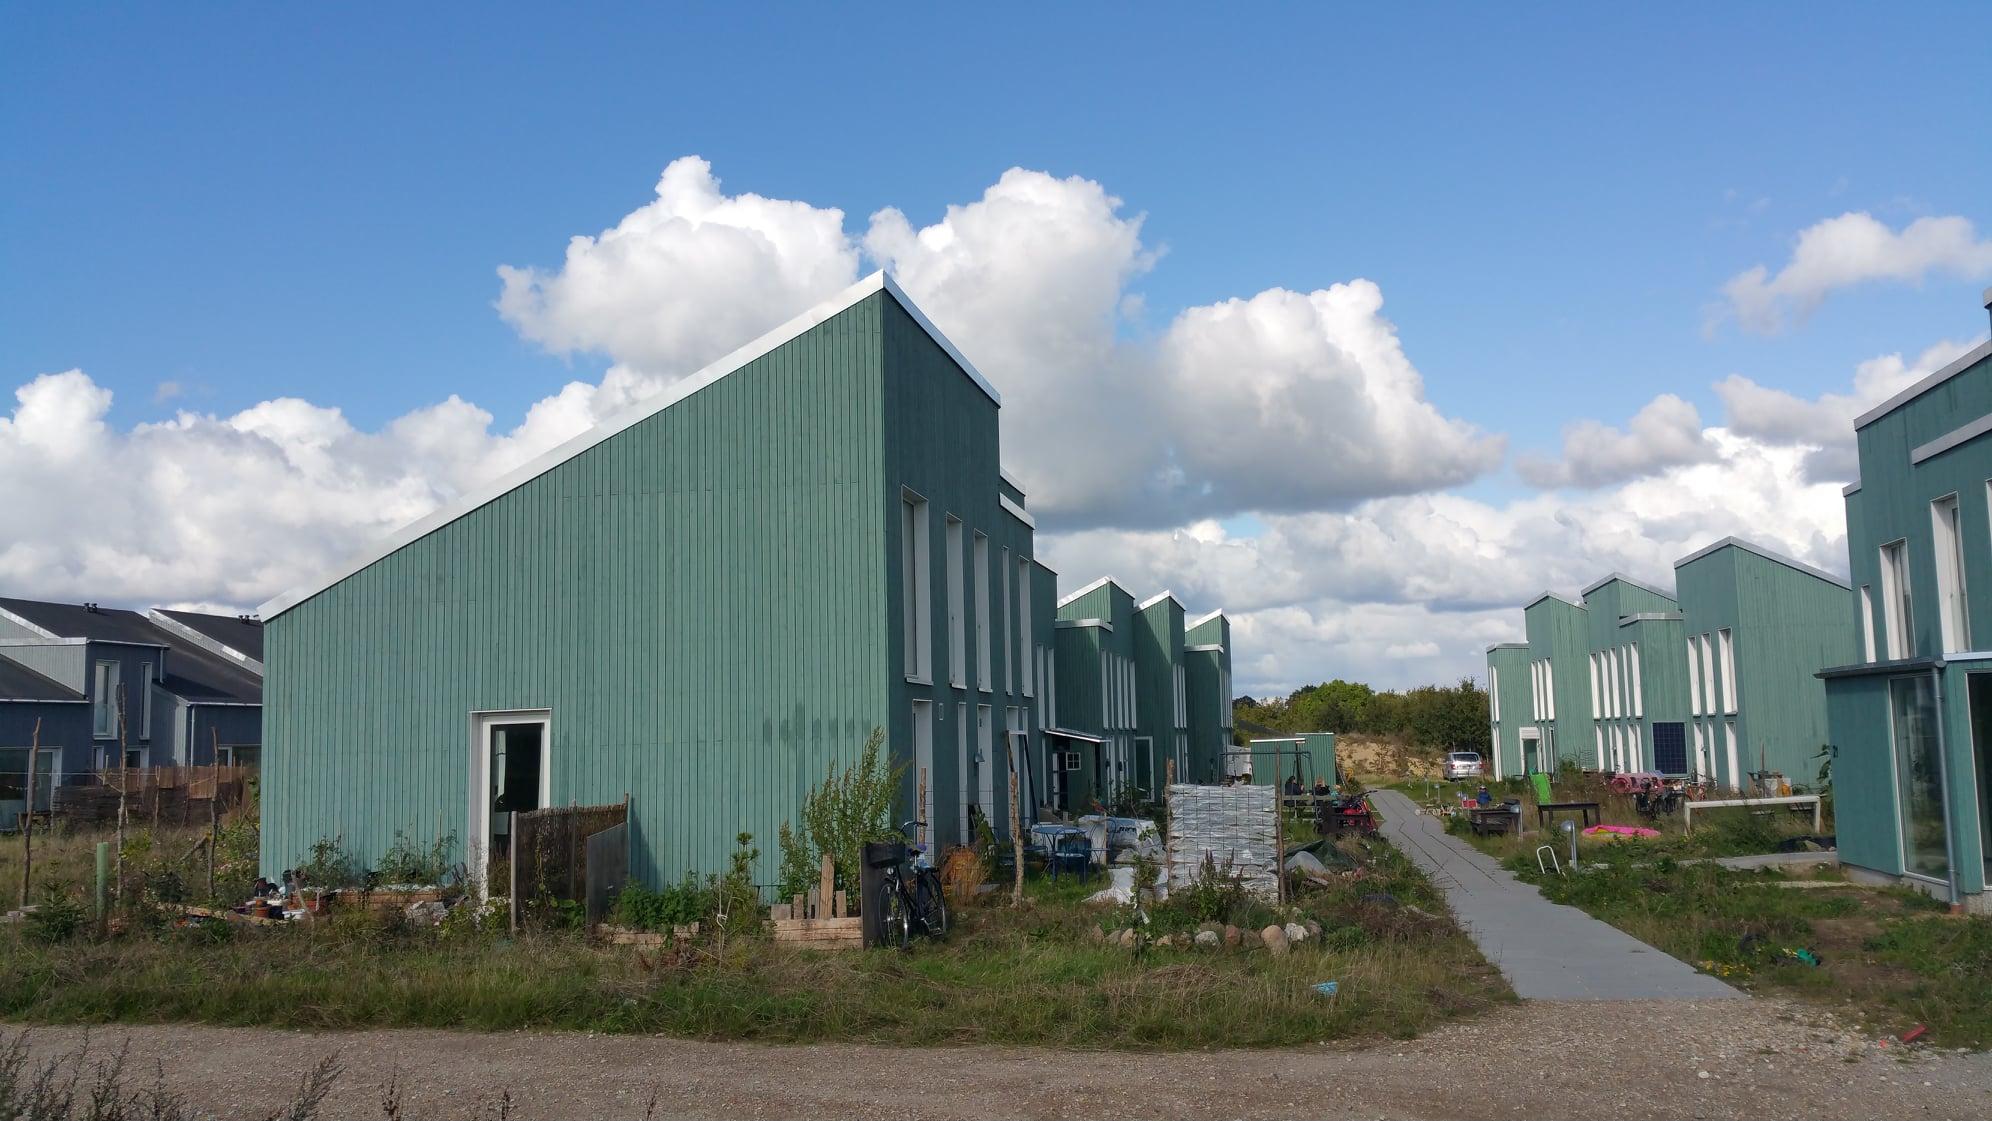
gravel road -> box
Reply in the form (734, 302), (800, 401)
(14, 997), (1989, 1120)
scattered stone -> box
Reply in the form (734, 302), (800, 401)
(1303, 919), (1323, 939)
(1197, 921), (1223, 936)
(1194, 929), (1220, 948)
(1223, 924), (1241, 947)
(405, 900), (449, 926)
(1117, 928), (1138, 947)
(1089, 924), (1105, 944)
(1262, 924), (1289, 955)
(1283, 922), (1308, 944)
(1155, 934), (1174, 948)
(1242, 928), (1263, 949)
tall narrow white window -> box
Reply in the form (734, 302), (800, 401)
(956, 702), (970, 841)
(138, 661), (154, 740)
(1017, 560), (1033, 695)
(1699, 634), (1716, 711)
(1605, 649), (1619, 718)
(1588, 654), (1601, 714)
(1490, 666), (1501, 722)
(1931, 495), (1970, 653)
(92, 660), (120, 740)
(1047, 648), (1058, 727)
(973, 533), (990, 689)
(1530, 663), (1541, 720)
(945, 517), (965, 686)
(1686, 638), (1702, 715)
(999, 549), (1012, 694)
(1717, 628), (1736, 714)
(1544, 662), (1555, 719)
(900, 491), (932, 681)
(911, 700), (934, 842)
(1099, 652), (1109, 726)
(1879, 540), (1913, 660)
(1629, 644), (1642, 718)
(1860, 586), (1878, 662)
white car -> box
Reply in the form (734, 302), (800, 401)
(1442, 750), (1484, 780)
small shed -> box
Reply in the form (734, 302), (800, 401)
(1237, 732), (1336, 788)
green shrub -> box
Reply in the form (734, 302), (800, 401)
(25, 881), (87, 944)
(783, 727), (902, 903)
(612, 873), (709, 931)
(375, 830), (457, 886)
(296, 836), (364, 888)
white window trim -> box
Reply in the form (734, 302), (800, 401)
(1860, 585), (1878, 663)
(945, 516), (965, 687)
(1686, 638), (1702, 715)
(92, 659), (120, 741)
(1879, 539), (1913, 660)
(1629, 644), (1643, 718)
(1931, 493), (1970, 654)
(901, 490), (933, 684)
(1017, 559), (1033, 697)
(467, 708), (553, 898)
(973, 533), (990, 691)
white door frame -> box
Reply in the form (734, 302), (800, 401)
(468, 708), (552, 897)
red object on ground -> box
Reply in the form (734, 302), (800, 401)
(1899, 1025), (1928, 1043)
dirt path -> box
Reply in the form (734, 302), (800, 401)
(13, 998), (1989, 1120)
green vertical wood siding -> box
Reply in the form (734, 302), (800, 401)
(264, 295), (897, 887)
(1484, 644), (1532, 779)
(1523, 596), (1590, 764)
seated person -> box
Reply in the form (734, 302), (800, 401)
(1311, 777), (1332, 799)
(1283, 774), (1303, 798)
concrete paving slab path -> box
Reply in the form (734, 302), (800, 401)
(1369, 787), (1741, 1001)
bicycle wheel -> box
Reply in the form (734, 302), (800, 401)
(875, 880), (911, 949)
(915, 868), (949, 939)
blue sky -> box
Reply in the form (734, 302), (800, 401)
(5, 3), (1990, 689)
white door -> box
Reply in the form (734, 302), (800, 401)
(1723, 719), (1740, 792)
(912, 701), (935, 845)
(469, 710), (551, 896)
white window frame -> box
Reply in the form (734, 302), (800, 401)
(1544, 662), (1555, 719)
(1490, 665), (1501, 723)
(1879, 539), (1913, 660)
(956, 701), (971, 842)
(1629, 644), (1643, 718)
(139, 661), (154, 740)
(945, 517), (965, 687)
(900, 490), (932, 683)
(467, 708), (553, 898)
(1017, 559), (1033, 696)
(1699, 634), (1716, 713)
(1931, 494), (1970, 653)
(1860, 585), (1878, 663)
(1717, 628), (1737, 715)
(973, 532), (990, 691)
(92, 660), (120, 741)
(998, 549), (1012, 695)
(1686, 638), (1702, 715)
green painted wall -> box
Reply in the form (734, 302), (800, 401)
(1133, 595), (1187, 789)
(267, 292), (924, 888)
(1484, 644), (1532, 779)
(1523, 595), (1590, 765)
(1826, 344), (1992, 904)
(1185, 611), (1232, 784)
(880, 297), (1037, 850)
(1675, 543), (1853, 788)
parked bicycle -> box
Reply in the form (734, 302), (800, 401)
(872, 820), (948, 948)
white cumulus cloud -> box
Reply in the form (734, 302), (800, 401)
(1515, 393), (1714, 488)
(1721, 212), (1992, 333)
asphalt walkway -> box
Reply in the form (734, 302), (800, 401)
(1369, 788), (1741, 1001)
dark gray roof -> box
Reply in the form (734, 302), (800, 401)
(0, 596), (259, 705)
(0, 655), (85, 702)
(0, 597), (169, 647)
(154, 608), (264, 662)
(159, 638), (261, 705)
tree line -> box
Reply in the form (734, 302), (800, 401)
(1234, 677), (1489, 750)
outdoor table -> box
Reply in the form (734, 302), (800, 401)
(1536, 801), (1602, 828)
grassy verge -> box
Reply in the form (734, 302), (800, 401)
(1508, 849), (1990, 1047)
(0, 838), (1508, 1050)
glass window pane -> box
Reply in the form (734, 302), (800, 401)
(1889, 675), (1948, 880)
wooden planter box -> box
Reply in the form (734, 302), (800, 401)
(769, 917), (862, 949)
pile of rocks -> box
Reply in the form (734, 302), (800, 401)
(1091, 917), (1325, 953)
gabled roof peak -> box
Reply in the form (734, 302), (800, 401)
(261, 271), (994, 620)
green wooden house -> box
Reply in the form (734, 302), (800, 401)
(1674, 537), (1854, 790)
(1134, 591), (1191, 790)
(257, 273), (1059, 888)
(1521, 591), (1592, 771)
(1579, 574), (1690, 776)
(1822, 294), (1992, 912)
(1184, 608), (1234, 784)
(1483, 642), (1533, 780)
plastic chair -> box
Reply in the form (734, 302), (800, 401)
(1048, 830), (1093, 881)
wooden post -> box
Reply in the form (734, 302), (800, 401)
(917, 767), (927, 849)
(1004, 737), (1023, 906)
(114, 686), (128, 905)
(818, 853), (834, 919)
(19, 718), (39, 908)
(208, 730), (221, 900)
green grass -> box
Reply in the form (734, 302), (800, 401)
(0, 840), (1510, 1050)
(1509, 848), (1990, 1048)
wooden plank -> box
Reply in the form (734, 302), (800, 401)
(832, 889), (845, 919)
(818, 853), (835, 919)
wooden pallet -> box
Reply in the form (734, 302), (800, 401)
(768, 917), (862, 948)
